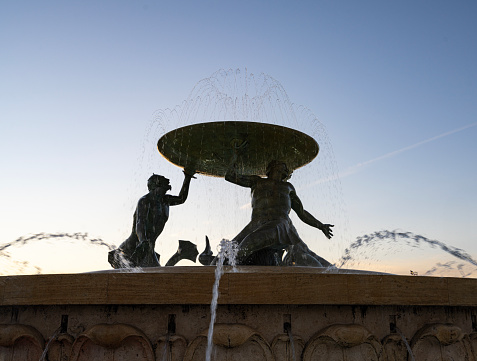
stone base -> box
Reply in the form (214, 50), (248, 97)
(1, 266), (477, 360)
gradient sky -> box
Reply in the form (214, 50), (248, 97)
(1, 1), (476, 276)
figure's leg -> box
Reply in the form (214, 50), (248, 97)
(231, 223), (254, 246)
(108, 234), (139, 269)
(283, 241), (331, 267)
(236, 226), (287, 265)
(131, 241), (161, 267)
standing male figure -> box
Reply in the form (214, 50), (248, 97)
(225, 160), (333, 266)
(108, 170), (195, 268)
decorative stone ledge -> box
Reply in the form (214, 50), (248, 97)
(0, 266), (476, 306)
(1, 268), (477, 360)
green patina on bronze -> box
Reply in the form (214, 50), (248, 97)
(157, 121), (319, 177)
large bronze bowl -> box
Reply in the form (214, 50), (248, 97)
(157, 121), (319, 177)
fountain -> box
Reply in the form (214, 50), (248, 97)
(1, 69), (477, 361)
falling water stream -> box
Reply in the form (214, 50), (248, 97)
(284, 323), (297, 361)
(395, 327), (415, 361)
(38, 326), (61, 361)
(160, 332), (171, 361)
(206, 239), (238, 361)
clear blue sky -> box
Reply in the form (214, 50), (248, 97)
(1, 1), (476, 276)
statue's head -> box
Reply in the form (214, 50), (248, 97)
(147, 174), (171, 192)
(266, 160), (291, 181)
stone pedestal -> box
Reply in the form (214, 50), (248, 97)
(1, 266), (477, 360)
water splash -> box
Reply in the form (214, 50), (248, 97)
(0, 232), (114, 252)
(338, 230), (477, 277)
(0, 232), (115, 275)
(113, 254), (143, 273)
(424, 261), (477, 278)
(206, 239), (238, 361)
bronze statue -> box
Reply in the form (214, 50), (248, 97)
(225, 160), (333, 266)
(156, 121), (333, 267)
(108, 170), (195, 268)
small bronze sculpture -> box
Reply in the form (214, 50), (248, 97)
(108, 170), (195, 268)
(165, 240), (199, 266)
(198, 236), (215, 266)
(225, 160), (333, 266)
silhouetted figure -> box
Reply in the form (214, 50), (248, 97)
(199, 236), (215, 266)
(108, 171), (195, 268)
(165, 240), (199, 266)
(225, 160), (333, 266)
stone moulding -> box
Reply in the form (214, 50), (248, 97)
(1, 268), (477, 360)
(1, 266), (477, 306)
(47, 333), (74, 361)
(302, 324), (383, 361)
(271, 333), (305, 361)
(70, 323), (154, 361)
(0, 324), (44, 348)
(411, 323), (474, 360)
(382, 333), (409, 361)
(155, 334), (187, 361)
(0, 324), (44, 360)
(183, 323), (274, 361)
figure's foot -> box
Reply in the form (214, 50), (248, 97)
(282, 245), (330, 267)
(136, 252), (161, 268)
(108, 249), (135, 269)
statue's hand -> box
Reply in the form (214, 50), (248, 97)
(183, 167), (196, 178)
(320, 224), (334, 239)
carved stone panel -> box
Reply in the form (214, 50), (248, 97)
(411, 323), (474, 361)
(0, 324), (44, 361)
(183, 323), (275, 361)
(69, 323), (154, 361)
(45, 333), (74, 361)
(155, 334), (188, 361)
(469, 332), (477, 360)
(302, 324), (383, 361)
(382, 334), (408, 361)
(271, 333), (305, 361)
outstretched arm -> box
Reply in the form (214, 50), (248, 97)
(167, 170), (195, 206)
(225, 162), (260, 188)
(290, 189), (334, 239)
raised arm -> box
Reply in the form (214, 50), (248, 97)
(290, 188), (334, 239)
(167, 170), (195, 206)
(225, 162), (260, 188)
